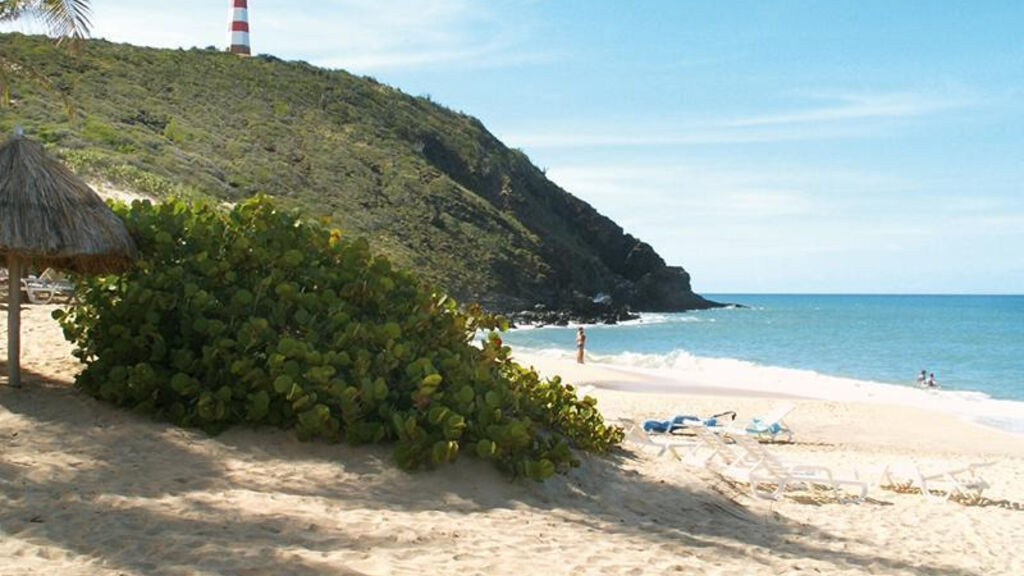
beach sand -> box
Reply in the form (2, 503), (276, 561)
(2, 304), (1023, 575)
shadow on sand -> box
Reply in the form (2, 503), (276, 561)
(0, 368), (986, 576)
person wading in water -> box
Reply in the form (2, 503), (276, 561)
(576, 327), (586, 364)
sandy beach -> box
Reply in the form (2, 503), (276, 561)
(2, 304), (1024, 575)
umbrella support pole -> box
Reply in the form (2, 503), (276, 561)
(6, 254), (20, 388)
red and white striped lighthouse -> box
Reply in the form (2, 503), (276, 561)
(228, 0), (251, 56)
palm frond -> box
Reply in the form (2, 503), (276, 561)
(0, 1), (33, 22)
(0, 1), (92, 40)
(39, 0), (92, 42)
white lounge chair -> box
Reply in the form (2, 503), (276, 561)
(723, 434), (868, 503)
(691, 425), (762, 471)
(19, 275), (73, 305)
(617, 418), (699, 460)
(880, 461), (994, 503)
(22, 278), (54, 304)
(724, 402), (795, 442)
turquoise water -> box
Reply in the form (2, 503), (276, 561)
(502, 294), (1024, 403)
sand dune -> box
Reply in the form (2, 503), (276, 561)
(2, 304), (1023, 575)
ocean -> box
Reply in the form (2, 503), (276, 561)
(500, 294), (1024, 433)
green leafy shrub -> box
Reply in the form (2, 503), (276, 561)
(57, 196), (622, 479)
(162, 118), (188, 143)
(81, 117), (135, 152)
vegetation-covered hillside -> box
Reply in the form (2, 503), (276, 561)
(0, 33), (715, 311)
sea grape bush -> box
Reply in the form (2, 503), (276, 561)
(57, 196), (622, 479)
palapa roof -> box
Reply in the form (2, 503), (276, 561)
(0, 134), (137, 274)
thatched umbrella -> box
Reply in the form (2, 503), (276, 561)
(0, 131), (137, 387)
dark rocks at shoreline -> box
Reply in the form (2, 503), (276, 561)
(508, 305), (640, 328)
(500, 292), (740, 327)
(480, 272), (738, 326)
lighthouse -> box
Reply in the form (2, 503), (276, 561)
(228, 0), (251, 56)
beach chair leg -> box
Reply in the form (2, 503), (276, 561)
(746, 467), (784, 500)
(27, 288), (53, 305)
(944, 473), (961, 501)
(834, 478), (867, 504)
(945, 471), (983, 503)
(879, 465), (894, 489)
(821, 471), (842, 503)
(667, 445), (681, 461)
(749, 478), (781, 500)
(918, 473), (944, 503)
(668, 443), (696, 462)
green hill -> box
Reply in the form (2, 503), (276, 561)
(0, 33), (716, 312)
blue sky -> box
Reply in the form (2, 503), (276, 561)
(7, 1), (1023, 293)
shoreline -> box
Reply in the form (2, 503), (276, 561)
(506, 298), (1024, 413)
(512, 347), (1024, 437)
(514, 349), (1024, 460)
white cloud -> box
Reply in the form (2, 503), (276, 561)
(502, 90), (975, 149)
(89, 6), (222, 50)
(546, 163), (818, 220)
(726, 91), (972, 127)
(540, 157), (1023, 292)
(502, 122), (871, 148)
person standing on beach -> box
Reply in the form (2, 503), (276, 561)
(576, 327), (586, 364)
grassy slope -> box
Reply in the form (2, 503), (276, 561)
(0, 34), (701, 310)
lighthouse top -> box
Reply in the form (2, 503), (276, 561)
(228, 0), (251, 56)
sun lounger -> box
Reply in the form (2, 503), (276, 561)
(21, 276), (74, 304)
(724, 402), (795, 442)
(23, 278), (55, 304)
(691, 425), (762, 471)
(723, 434), (867, 503)
(616, 418), (699, 460)
(879, 461), (994, 503)
(643, 411), (736, 434)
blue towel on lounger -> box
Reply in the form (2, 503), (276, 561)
(747, 418), (783, 435)
(643, 410), (737, 433)
(643, 415), (702, 433)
